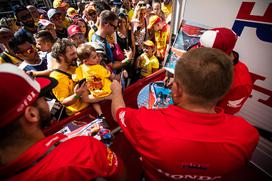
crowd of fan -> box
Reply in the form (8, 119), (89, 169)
(0, 0), (172, 120)
(0, 0), (260, 180)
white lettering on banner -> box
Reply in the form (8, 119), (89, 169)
(157, 169), (221, 180)
(119, 111), (127, 127)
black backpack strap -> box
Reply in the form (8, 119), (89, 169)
(0, 52), (13, 64)
(53, 69), (72, 79)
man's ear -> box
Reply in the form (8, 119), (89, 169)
(24, 106), (40, 124)
(172, 81), (183, 98)
(58, 54), (65, 62)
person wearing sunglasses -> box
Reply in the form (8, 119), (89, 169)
(0, 27), (23, 66)
(9, 33), (51, 77)
(92, 10), (133, 74)
(13, 5), (37, 35)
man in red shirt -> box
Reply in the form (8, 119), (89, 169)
(0, 64), (124, 181)
(198, 27), (252, 114)
(111, 48), (259, 180)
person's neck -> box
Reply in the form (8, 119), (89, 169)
(56, 61), (69, 71)
(119, 26), (127, 35)
(175, 100), (216, 114)
(96, 28), (106, 38)
(24, 26), (36, 34)
(25, 57), (40, 64)
(0, 131), (44, 165)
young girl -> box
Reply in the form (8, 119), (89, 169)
(136, 40), (159, 78)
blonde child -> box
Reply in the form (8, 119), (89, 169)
(136, 40), (159, 78)
(73, 43), (112, 122)
(147, 15), (170, 62)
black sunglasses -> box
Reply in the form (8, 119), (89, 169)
(20, 13), (32, 21)
(109, 22), (118, 30)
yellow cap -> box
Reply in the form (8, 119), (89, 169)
(143, 40), (155, 47)
(67, 7), (78, 17)
(147, 15), (161, 30)
(53, 0), (67, 8)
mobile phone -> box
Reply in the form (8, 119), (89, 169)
(78, 78), (86, 87)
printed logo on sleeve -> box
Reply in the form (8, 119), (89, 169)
(118, 111), (127, 127)
(227, 97), (245, 108)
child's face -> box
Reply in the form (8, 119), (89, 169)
(152, 3), (161, 15)
(35, 38), (52, 52)
(153, 21), (162, 31)
(77, 21), (87, 35)
(84, 51), (101, 65)
(143, 45), (154, 55)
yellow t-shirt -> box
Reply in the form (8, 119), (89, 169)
(50, 67), (88, 116)
(128, 9), (134, 22)
(139, 53), (159, 77)
(0, 52), (22, 66)
(73, 64), (112, 98)
(161, 3), (172, 18)
(88, 28), (95, 42)
(154, 25), (170, 59)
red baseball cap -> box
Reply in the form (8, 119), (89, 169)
(0, 64), (57, 128)
(68, 24), (82, 37)
(199, 27), (238, 54)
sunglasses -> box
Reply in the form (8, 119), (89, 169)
(88, 12), (96, 17)
(19, 46), (36, 54)
(138, 3), (146, 7)
(20, 13), (32, 21)
(109, 22), (118, 31)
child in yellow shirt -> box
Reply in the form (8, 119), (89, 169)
(147, 15), (170, 62)
(136, 40), (159, 78)
(73, 43), (113, 122)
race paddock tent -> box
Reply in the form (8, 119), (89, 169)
(43, 0), (272, 180)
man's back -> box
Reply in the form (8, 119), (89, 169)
(115, 105), (259, 180)
(1, 134), (119, 181)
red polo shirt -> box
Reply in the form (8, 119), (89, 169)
(116, 105), (259, 180)
(0, 134), (120, 180)
(218, 60), (253, 114)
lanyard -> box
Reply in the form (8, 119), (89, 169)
(3, 141), (61, 179)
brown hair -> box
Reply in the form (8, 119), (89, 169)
(100, 10), (118, 25)
(51, 39), (76, 63)
(34, 30), (56, 44)
(76, 43), (96, 61)
(175, 47), (233, 104)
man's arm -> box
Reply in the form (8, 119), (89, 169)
(61, 82), (87, 106)
(110, 80), (126, 121)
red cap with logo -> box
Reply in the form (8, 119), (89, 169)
(199, 27), (238, 54)
(0, 64), (57, 128)
(68, 24), (82, 37)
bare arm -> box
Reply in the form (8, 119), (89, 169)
(27, 69), (53, 77)
(110, 80), (126, 121)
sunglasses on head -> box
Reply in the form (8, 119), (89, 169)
(20, 13), (32, 21)
(138, 3), (146, 7)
